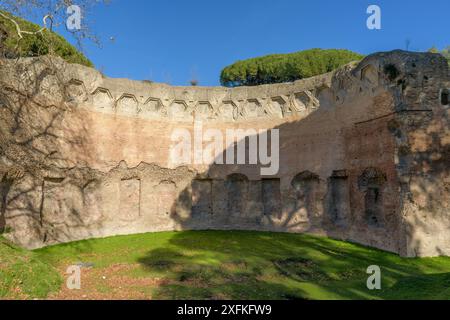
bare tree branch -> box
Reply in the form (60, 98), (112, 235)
(0, 10), (53, 38)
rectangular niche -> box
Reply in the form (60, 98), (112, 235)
(0, 179), (12, 231)
(156, 181), (177, 216)
(365, 187), (383, 227)
(191, 179), (213, 217)
(262, 178), (281, 218)
(328, 171), (350, 226)
(119, 178), (141, 221)
(42, 177), (66, 225)
(0, 180), (10, 213)
(226, 174), (249, 217)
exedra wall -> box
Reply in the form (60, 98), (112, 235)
(0, 50), (449, 257)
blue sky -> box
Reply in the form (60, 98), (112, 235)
(51, 0), (449, 85)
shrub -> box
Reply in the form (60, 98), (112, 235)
(428, 46), (450, 66)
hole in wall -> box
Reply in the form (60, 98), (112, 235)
(441, 89), (449, 106)
(384, 64), (400, 81)
(44, 177), (65, 184)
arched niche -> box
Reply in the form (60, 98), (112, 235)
(358, 168), (387, 227)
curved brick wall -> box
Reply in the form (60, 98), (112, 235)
(0, 51), (449, 257)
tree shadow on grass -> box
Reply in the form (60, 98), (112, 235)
(135, 230), (450, 300)
(138, 245), (310, 300)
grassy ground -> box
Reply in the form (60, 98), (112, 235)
(0, 237), (61, 299)
(1, 231), (450, 299)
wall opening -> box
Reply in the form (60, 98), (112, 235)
(441, 89), (449, 106)
(328, 170), (350, 226)
(291, 171), (320, 224)
(262, 178), (281, 218)
(226, 174), (249, 217)
(191, 179), (213, 217)
(358, 168), (387, 228)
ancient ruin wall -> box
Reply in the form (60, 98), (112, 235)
(0, 51), (448, 257)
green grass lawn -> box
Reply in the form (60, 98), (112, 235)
(0, 237), (61, 299)
(2, 231), (450, 300)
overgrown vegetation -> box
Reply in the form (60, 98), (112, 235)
(0, 10), (93, 67)
(429, 46), (450, 65)
(220, 49), (364, 87)
(1, 231), (448, 299)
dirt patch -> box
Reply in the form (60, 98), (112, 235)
(48, 263), (170, 300)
